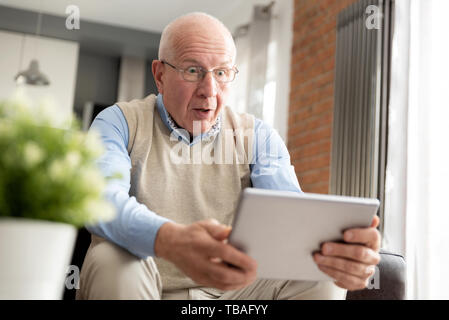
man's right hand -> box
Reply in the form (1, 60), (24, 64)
(154, 219), (258, 291)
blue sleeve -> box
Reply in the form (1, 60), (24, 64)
(85, 105), (171, 259)
(250, 119), (302, 193)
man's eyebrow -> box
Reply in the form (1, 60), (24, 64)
(181, 59), (233, 67)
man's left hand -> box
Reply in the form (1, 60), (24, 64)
(313, 216), (381, 291)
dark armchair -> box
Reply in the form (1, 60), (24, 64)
(346, 250), (406, 300)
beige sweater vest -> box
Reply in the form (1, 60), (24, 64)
(117, 94), (255, 290)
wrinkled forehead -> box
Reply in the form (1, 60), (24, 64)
(169, 21), (236, 65)
(174, 35), (235, 63)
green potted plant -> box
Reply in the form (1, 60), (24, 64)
(0, 91), (115, 299)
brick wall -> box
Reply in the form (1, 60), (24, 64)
(288, 0), (358, 194)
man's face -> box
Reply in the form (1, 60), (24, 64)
(153, 28), (235, 135)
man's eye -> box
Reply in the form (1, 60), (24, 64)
(215, 69), (227, 77)
(186, 67), (199, 74)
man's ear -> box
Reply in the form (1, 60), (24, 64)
(152, 60), (164, 94)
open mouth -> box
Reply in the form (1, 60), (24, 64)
(192, 108), (214, 119)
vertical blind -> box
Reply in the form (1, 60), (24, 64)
(330, 0), (392, 229)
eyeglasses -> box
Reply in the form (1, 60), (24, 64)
(161, 60), (239, 83)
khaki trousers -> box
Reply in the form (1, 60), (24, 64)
(76, 235), (347, 300)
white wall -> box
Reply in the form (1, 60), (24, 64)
(0, 30), (79, 119)
(117, 56), (146, 102)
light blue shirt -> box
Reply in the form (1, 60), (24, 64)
(86, 94), (302, 259)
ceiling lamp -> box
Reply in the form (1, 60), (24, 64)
(14, 5), (50, 86)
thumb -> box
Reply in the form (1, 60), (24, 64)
(371, 215), (380, 228)
(200, 219), (232, 241)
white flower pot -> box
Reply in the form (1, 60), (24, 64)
(0, 218), (77, 299)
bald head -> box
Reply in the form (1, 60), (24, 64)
(158, 12), (236, 63)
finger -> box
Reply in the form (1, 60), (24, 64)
(199, 219), (232, 241)
(370, 215), (380, 228)
(317, 265), (369, 291)
(208, 263), (247, 284)
(210, 257), (222, 263)
(321, 242), (381, 265)
(343, 227), (381, 251)
(187, 265), (245, 291)
(334, 281), (348, 290)
(313, 253), (375, 279)
(180, 253), (250, 291)
(207, 242), (257, 273)
(334, 280), (363, 291)
(205, 260), (256, 289)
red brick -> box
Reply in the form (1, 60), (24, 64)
(304, 182), (330, 194)
(289, 111), (333, 140)
(293, 153), (330, 172)
(289, 0), (358, 189)
(289, 126), (332, 149)
(289, 139), (331, 160)
(298, 168), (330, 185)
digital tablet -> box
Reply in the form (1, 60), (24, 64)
(228, 188), (380, 281)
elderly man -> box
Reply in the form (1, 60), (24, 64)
(76, 12), (381, 300)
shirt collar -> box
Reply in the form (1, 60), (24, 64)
(156, 93), (221, 146)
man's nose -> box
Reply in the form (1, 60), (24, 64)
(197, 72), (218, 98)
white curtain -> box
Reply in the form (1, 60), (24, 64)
(228, 0), (293, 142)
(384, 0), (449, 299)
(229, 27), (251, 115)
(228, 5), (272, 121)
